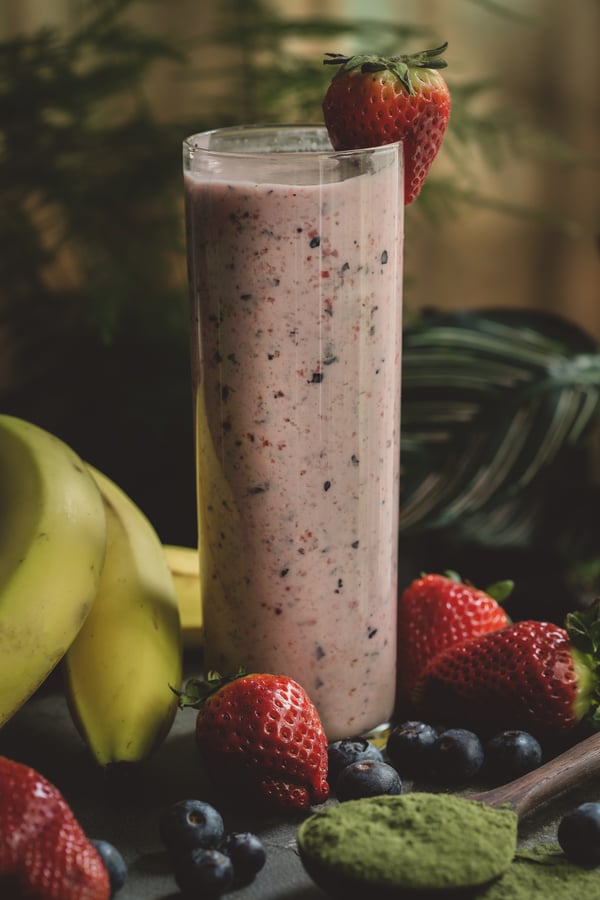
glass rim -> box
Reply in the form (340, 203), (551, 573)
(183, 123), (401, 160)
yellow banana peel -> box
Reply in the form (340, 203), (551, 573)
(163, 544), (203, 649)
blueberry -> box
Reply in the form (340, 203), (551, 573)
(174, 847), (234, 898)
(327, 739), (384, 788)
(427, 728), (484, 784)
(484, 730), (542, 783)
(336, 759), (402, 801)
(221, 831), (267, 884)
(159, 799), (225, 855)
(558, 802), (600, 866)
(91, 839), (127, 895)
(386, 721), (440, 777)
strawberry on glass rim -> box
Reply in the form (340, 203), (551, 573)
(322, 43), (451, 204)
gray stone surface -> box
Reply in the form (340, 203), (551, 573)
(0, 668), (328, 899)
(1, 665), (600, 899)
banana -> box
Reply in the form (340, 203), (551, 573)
(162, 544), (203, 649)
(63, 466), (183, 766)
(0, 415), (107, 726)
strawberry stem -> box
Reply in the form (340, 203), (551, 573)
(171, 668), (247, 709)
(323, 43), (448, 96)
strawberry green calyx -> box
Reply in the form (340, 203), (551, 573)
(440, 569), (514, 605)
(565, 601), (600, 728)
(172, 668), (247, 709)
(484, 580), (514, 605)
(571, 647), (595, 723)
(323, 43), (448, 96)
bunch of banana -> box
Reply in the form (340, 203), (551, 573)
(0, 414), (183, 766)
(0, 415), (107, 727)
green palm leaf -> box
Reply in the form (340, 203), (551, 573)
(399, 309), (600, 546)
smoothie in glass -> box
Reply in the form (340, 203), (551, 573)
(184, 125), (403, 740)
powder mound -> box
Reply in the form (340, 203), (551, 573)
(483, 843), (600, 899)
(297, 793), (518, 894)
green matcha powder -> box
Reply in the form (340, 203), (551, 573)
(298, 794), (600, 897)
(481, 844), (600, 899)
(297, 793), (518, 891)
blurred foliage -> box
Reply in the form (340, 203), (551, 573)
(0, 0), (197, 543)
(184, 0), (582, 225)
(0, 0), (596, 605)
(182, 0), (429, 126)
(400, 309), (600, 545)
(398, 308), (600, 618)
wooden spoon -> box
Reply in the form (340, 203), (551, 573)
(297, 731), (600, 898)
(468, 729), (600, 816)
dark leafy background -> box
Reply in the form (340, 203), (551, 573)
(1, 0), (598, 622)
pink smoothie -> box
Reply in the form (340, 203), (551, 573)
(185, 142), (403, 739)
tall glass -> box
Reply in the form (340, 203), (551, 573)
(184, 125), (403, 740)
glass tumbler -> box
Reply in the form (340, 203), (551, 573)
(184, 124), (404, 740)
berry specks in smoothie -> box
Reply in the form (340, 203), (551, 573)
(323, 346), (338, 365)
(186, 155), (401, 739)
(248, 482), (270, 495)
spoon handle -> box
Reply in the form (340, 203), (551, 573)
(468, 731), (600, 819)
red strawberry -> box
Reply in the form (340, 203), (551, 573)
(175, 670), (329, 812)
(396, 572), (511, 707)
(322, 43), (451, 204)
(413, 604), (600, 738)
(0, 755), (110, 899)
